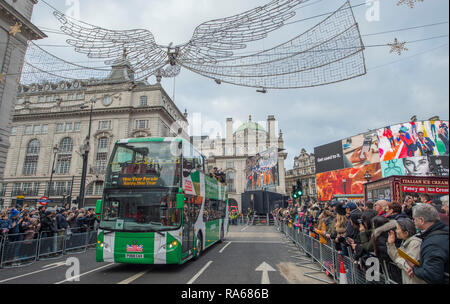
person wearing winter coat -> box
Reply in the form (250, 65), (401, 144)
(371, 216), (402, 283)
(408, 204), (449, 284)
(387, 218), (426, 284)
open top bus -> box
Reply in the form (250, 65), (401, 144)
(95, 137), (229, 264)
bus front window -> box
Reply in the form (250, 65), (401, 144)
(100, 189), (181, 232)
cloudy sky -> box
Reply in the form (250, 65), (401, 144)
(30, 0), (449, 169)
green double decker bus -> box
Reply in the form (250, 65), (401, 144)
(95, 137), (229, 264)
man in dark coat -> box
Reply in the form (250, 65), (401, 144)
(408, 204), (449, 284)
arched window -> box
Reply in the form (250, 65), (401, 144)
(23, 139), (40, 175)
(56, 137), (73, 174)
(95, 137), (109, 172)
(226, 171), (235, 193)
(86, 181), (104, 196)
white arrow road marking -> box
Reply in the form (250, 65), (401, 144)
(187, 261), (212, 284)
(255, 262), (276, 284)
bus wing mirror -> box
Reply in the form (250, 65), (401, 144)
(95, 199), (102, 215)
(176, 194), (185, 209)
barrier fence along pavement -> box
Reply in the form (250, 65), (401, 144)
(276, 219), (398, 284)
(0, 228), (98, 268)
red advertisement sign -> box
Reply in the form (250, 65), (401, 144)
(402, 186), (449, 195)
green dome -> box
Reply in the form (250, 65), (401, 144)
(234, 121), (266, 134)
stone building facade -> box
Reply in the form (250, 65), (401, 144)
(285, 148), (317, 204)
(192, 115), (287, 210)
(0, 0), (46, 184)
(0, 59), (188, 208)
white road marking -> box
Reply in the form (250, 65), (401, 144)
(219, 242), (232, 253)
(240, 225), (250, 232)
(54, 263), (115, 284)
(0, 264), (64, 283)
(187, 261), (213, 284)
(117, 270), (148, 284)
(255, 262), (276, 284)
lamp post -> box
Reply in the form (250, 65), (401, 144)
(78, 98), (96, 209)
(47, 145), (59, 199)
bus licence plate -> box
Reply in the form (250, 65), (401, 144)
(126, 254), (144, 259)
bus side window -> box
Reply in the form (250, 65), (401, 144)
(203, 199), (209, 222)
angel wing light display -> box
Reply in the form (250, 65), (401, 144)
(23, 0), (366, 89)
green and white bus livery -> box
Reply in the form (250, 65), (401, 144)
(95, 137), (229, 264)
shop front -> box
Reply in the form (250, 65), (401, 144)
(364, 175), (449, 203)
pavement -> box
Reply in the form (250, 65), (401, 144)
(0, 224), (334, 284)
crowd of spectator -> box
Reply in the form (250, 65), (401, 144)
(273, 193), (449, 284)
(0, 203), (99, 242)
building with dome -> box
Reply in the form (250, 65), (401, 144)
(192, 115), (287, 210)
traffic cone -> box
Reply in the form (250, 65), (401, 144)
(339, 262), (348, 284)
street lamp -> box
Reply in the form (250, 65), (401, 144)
(47, 145), (59, 198)
(78, 98), (96, 208)
(364, 171), (372, 183)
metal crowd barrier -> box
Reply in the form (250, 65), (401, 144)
(276, 219), (400, 284)
(0, 228), (98, 269)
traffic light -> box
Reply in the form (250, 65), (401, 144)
(295, 180), (303, 199)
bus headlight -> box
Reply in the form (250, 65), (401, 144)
(168, 240), (178, 249)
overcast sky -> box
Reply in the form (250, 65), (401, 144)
(30, 0), (449, 169)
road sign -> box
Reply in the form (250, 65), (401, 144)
(38, 196), (50, 206)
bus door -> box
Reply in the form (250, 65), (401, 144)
(182, 197), (195, 255)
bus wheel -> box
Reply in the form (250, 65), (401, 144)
(194, 233), (202, 260)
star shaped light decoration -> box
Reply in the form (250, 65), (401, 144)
(397, 0), (424, 8)
(9, 22), (22, 36)
(388, 38), (408, 55)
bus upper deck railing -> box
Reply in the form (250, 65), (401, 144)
(0, 228), (98, 269)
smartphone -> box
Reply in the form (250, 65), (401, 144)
(360, 137), (372, 159)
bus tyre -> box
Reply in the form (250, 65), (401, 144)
(194, 233), (202, 260)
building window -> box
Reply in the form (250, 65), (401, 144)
(46, 96), (52, 102)
(68, 94), (75, 101)
(56, 123), (64, 133)
(98, 120), (111, 130)
(86, 181), (104, 196)
(0, 183), (7, 196)
(56, 137), (73, 174)
(33, 125), (41, 134)
(23, 139), (40, 176)
(139, 96), (148, 106)
(227, 162), (233, 169)
(42, 125), (48, 134)
(77, 93), (84, 100)
(12, 183), (21, 196)
(135, 120), (148, 129)
(226, 171), (235, 192)
(65, 123), (72, 132)
(38, 96), (45, 102)
(11, 127), (17, 136)
(24, 125), (32, 135)
(74, 122), (81, 131)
